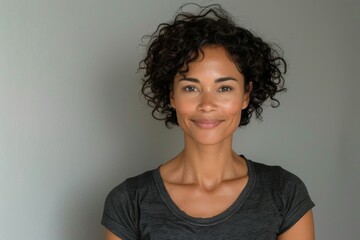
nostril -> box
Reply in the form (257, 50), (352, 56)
(197, 99), (217, 112)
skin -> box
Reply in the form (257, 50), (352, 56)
(105, 45), (314, 240)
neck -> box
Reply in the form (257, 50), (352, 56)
(174, 135), (245, 190)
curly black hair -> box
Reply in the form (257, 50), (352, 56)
(140, 4), (287, 128)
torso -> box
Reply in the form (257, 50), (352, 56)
(102, 158), (315, 239)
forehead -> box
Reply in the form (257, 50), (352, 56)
(177, 46), (241, 77)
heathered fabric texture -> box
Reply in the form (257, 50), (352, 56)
(101, 158), (314, 239)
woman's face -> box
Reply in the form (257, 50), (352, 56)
(170, 46), (252, 146)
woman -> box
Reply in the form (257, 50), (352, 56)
(102, 4), (315, 240)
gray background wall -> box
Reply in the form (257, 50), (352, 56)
(1, 0), (359, 239)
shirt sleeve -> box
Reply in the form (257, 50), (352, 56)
(278, 169), (315, 235)
(101, 180), (138, 240)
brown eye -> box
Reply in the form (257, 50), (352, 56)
(183, 86), (198, 92)
(218, 86), (232, 92)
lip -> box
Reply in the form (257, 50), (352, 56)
(191, 119), (223, 129)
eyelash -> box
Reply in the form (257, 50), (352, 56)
(218, 86), (233, 92)
(183, 86), (198, 92)
(182, 85), (233, 92)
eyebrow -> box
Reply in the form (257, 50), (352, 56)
(179, 77), (238, 83)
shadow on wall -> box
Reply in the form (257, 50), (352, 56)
(57, 183), (105, 240)
(55, 46), (179, 239)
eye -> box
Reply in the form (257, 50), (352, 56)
(218, 86), (233, 92)
(183, 86), (198, 92)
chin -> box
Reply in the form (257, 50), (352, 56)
(186, 131), (234, 146)
(180, 120), (238, 146)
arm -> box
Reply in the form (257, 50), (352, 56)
(105, 229), (123, 240)
(277, 210), (315, 240)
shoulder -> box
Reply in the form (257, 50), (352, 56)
(249, 160), (315, 234)
(106, 168), (156, 202)
(101, 168), (158, 238)
(249, 159), (313, 212)
(250, 160), (305, 191)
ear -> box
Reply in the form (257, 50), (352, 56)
(242, 81), (253, 109)
(169, 90), (175, 108)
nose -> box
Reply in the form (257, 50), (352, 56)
(197, 91), (217, 112)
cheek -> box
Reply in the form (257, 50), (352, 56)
(222, 98), (244, 114)
(221, 99), (243, 127)
(174, 99), (195, 118)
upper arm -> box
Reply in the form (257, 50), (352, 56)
(105, 229), (123, 240)
(101, 180), (138, 239)
(277, 210), (315, 240)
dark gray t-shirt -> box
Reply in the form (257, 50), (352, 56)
(101, 158), (315, 239)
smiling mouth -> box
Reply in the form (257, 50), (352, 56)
(191, 119), (223, 129)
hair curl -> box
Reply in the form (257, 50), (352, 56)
(140, 4), (287, 128)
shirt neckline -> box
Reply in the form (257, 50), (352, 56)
(152, 155), (256, 226)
